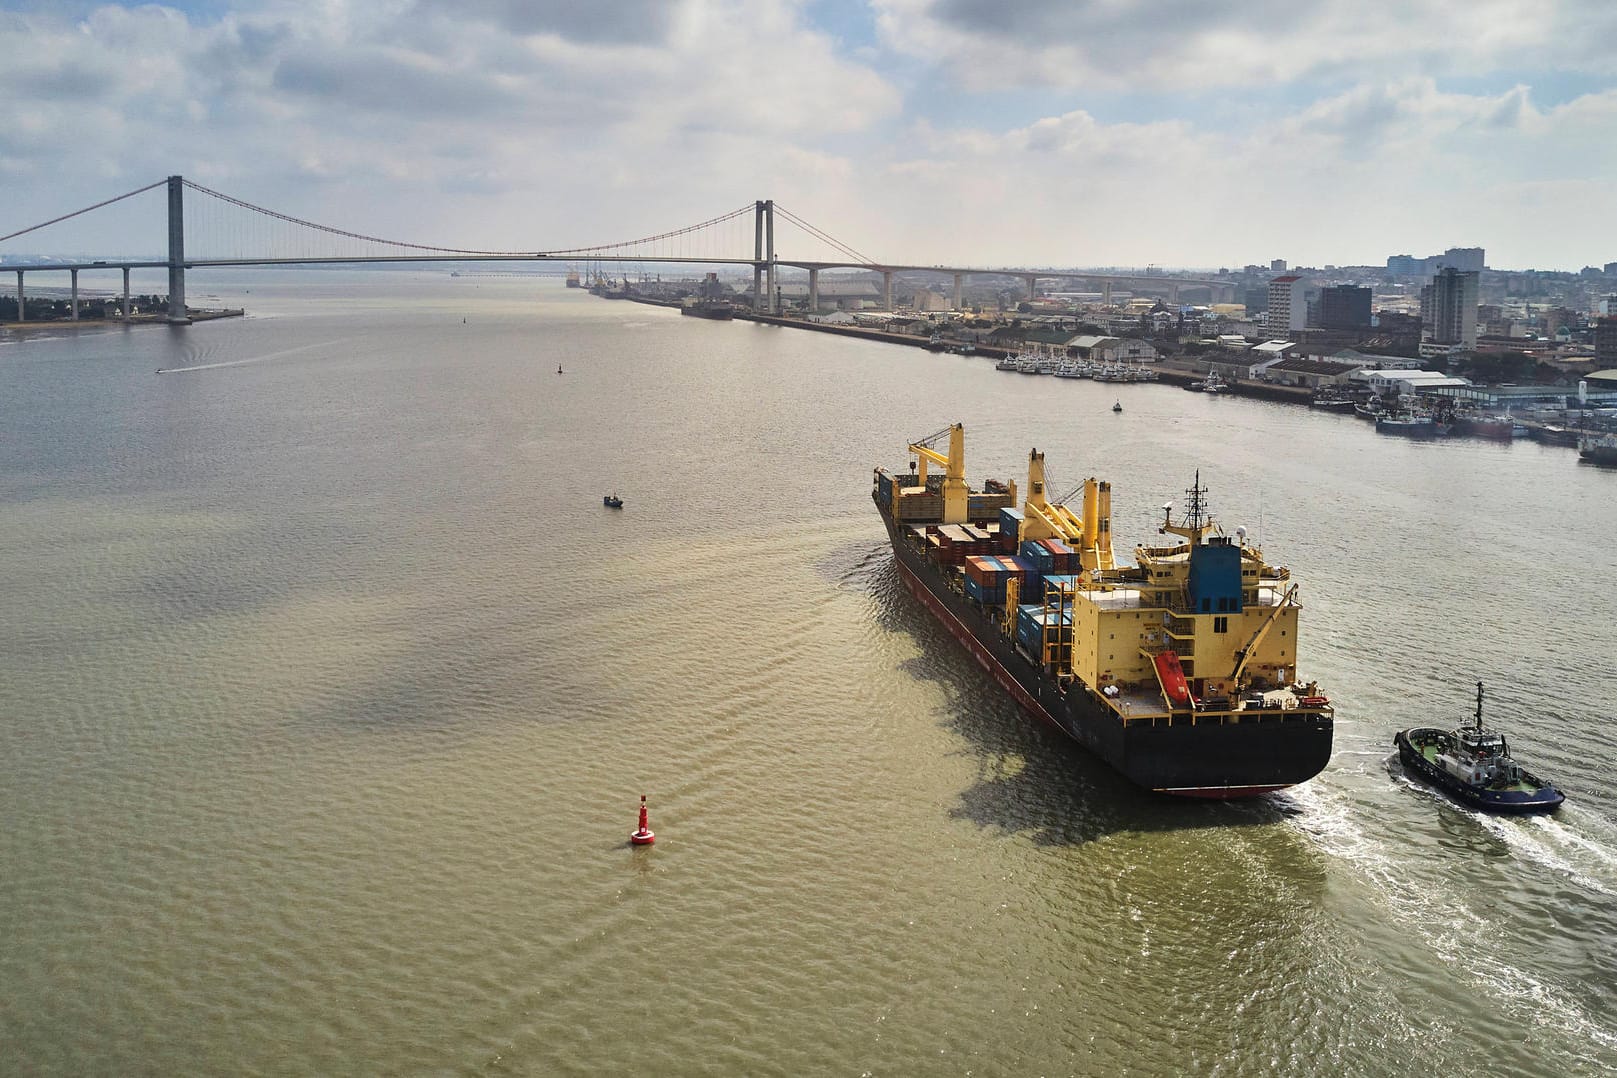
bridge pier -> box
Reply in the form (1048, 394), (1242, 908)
(953, 273), (963, 310)
(1024, 274), (1038, 303)
(1103, 280), (1112, 307)
(1169, 283), (1180, 305)
(808, 268), (819, 314)
(166, 174), (189, 324)
(14, 270), (23, 323)
(122, 267), (131, 322)
(70, 268), (79, 321)
(883, 271), (893, 312)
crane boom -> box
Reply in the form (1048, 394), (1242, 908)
(1230, 584), (1298, 684)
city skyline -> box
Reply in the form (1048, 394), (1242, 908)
(3, 1), (1616, 271)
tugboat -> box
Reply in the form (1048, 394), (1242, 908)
(1394, 682), (1564, 813)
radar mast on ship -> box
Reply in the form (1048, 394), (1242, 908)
(1159, 471), (1219, 545)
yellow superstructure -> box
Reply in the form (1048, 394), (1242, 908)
(1060, 479), (1302, 711)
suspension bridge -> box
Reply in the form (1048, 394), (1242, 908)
(1, 176), (1234, 324)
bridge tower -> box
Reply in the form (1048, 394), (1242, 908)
(166, 175), (190, 324)
(752, 199), (776, 314)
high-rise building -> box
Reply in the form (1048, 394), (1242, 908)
(1595, 317), (1617, 367)
(1386, 254), (1417, 276)
(1440, 247), (1485, 273)
(1419, 268), (1479, 349)
(1270, 259), (1287, 272)
(1266, 275), (1308, 336)
(1315, 285), (1371, 330)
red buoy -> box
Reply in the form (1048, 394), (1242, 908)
(630, 795), (655, 845)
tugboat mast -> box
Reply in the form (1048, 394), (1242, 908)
(1475, 680), (1484, 732)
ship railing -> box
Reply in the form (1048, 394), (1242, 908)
(1122, 705), (1328, 728)
(1135, 544), (1190, 559)
(1160, 612), (1196, 638)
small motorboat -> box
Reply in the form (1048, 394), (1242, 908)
(1394, 682), (1564, 813)
(1112, 401), (1122, 413)
(557, 364), (563, 374)
(603, 494), (623, 508)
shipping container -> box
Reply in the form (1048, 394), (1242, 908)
(1040, 573), (1080, 600)
(999, 555), (1035, 579)
(964, 577), (1006, 605)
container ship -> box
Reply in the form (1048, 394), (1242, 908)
(873, 424), (1333, 798)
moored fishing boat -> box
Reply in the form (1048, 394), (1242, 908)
(1530, 424), (1581, 447)
(1578, 431), (1617, 465)
(1454, 413), (1517, 440)
(873, 424), (1333, 798)
(1394, 682), (1564, 813)
(1376, 413), (1447, 439)
(1309, 391), (1356, 412)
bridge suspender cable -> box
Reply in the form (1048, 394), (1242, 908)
(0, 179), (168, 244)
(5, 176), (876, 266)
(537, 205), (756, 256)
(183, 179), (546, 257)
(185, 180), (756, 259)
(772, 204), (880, 267)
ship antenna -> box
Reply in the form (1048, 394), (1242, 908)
(1475, 680), (1484, 731)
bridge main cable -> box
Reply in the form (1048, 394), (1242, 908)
(773, 204), (880, 266)
(185, 179), (756, 259)
(0, 179), (169, 244)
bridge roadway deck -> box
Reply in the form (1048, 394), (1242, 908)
(3, 254), (1228, 292)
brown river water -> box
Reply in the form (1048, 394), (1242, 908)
(3, 271), (1615, 1075)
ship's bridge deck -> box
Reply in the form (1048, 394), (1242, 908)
(1072, 581), (1293, 612)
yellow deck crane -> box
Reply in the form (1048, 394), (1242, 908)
(1229, 584), (1299, 689)
(907, 423), (969, 524)
(1016, 451), (1116, 573)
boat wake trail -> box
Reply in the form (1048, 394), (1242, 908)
(157, 339), (352, 374)
(1282, 779), (1617, 1064)
(1477, 810), (1617, 898)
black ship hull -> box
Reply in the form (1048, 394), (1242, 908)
(681, 304), (734, 320)
(879, 509), (1332, 798)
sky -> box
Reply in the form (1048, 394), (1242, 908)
(3, 0), (1617, 271)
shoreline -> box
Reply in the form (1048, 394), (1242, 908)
(0, 309), (245, 336)
(613, 292), (1610, 443)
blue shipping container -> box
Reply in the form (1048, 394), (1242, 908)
(1041, 573), (1079, 600)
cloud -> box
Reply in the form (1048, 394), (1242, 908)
(410, 0), (683, 45)
(0, 1), (899, 254)
(873, 0), (1617, 91)
(0, 1), (1613, 270)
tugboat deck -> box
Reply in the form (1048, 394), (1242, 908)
(1413, 740), (1538, 795)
